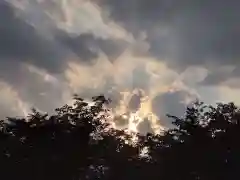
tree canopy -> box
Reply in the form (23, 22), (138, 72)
(0, 95), (240, 180)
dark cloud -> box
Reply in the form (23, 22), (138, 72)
(96, 0), (178, 35)
(56, 32), (128, 65)
(199, 66), (240, 87)
(151, 91), (190, 127)
(0, 1), (127, 77)
(0, 1), (129, 117)
(96, 38), (128, 63)
(0, 1), (67, 73)
(200, 70), (233, 87)
(0, 1), (80, 112)
(96, 0), (240, 83)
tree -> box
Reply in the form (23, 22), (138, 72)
(146, 101), (240, 180)
(1, 95), (240, 180)
(0, 95), (148, 180)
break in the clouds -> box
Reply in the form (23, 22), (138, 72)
(0, 0), (239, 134)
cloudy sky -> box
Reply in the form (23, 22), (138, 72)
(0, 0), (239, 133)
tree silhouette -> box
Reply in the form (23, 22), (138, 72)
(0, 95), (240, 180)
(145, 101), (240, 180)
(0, 95), (147, 180)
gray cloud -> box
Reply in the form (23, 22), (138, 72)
(127, 90), (143, 112)
(16, 70), (63, 113)
(95, 0), (177, 35)
(0, 1), (70, 74)
(0, 0), (129, 118)
(96, 0), (240, 83)
(131, 65), (151, 91)
(151, 90), (192, 127)
(0, 2), (74, 79)
(0, 1), (127, 76)
(56, 32), (128, 64)
(137, 117), (154, 135)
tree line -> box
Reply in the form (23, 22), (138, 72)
(0, 95), (240, 180)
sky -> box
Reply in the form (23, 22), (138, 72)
(0, 0), (239, 134)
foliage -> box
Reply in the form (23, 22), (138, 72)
(0, 95), (240, 180)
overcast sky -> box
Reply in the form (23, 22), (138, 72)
(0, 0), (239, 133)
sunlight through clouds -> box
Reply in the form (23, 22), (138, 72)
(0, 0), (238, 135)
